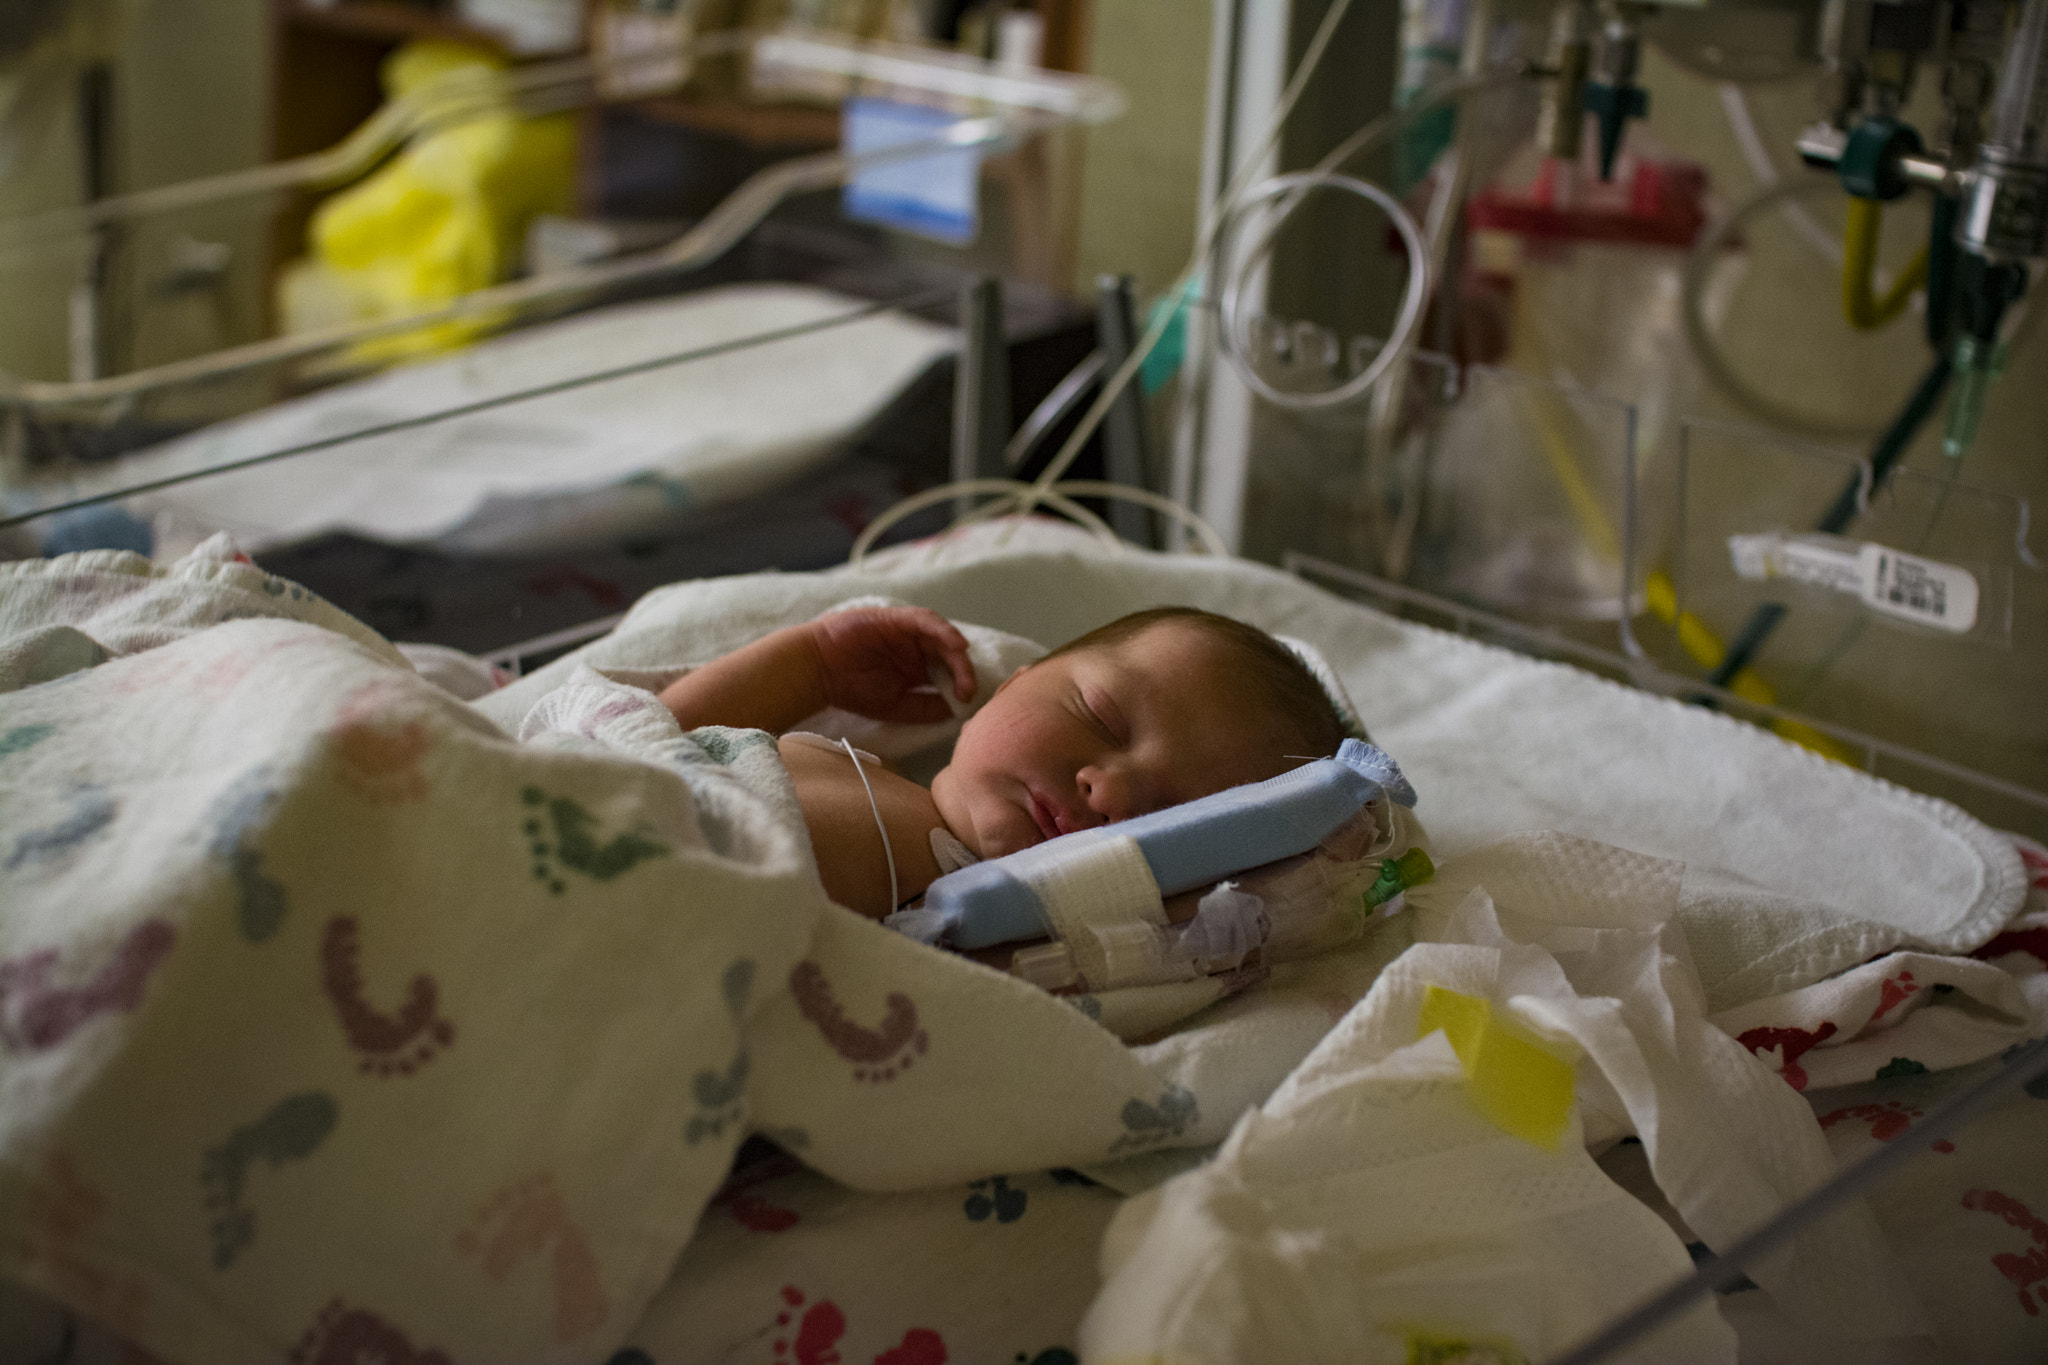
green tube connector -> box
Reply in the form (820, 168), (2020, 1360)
(1367, 847), (1437, 908)
(1943, 334), (2006, 461)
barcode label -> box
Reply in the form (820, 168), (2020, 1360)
(1727, 533), (1978, 634)
(1860, 545), (1978, 632)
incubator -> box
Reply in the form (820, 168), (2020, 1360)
(1, 5), (2047, 1362)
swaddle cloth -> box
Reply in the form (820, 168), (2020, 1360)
(1085, 832), (1930, 1364)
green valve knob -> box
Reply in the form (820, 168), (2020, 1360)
(1839, 116), (1924, 201)
(1366, 847), (1437, 907)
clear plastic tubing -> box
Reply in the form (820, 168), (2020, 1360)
(1988, 0), (2048, 153)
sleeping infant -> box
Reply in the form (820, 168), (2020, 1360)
(658, 604), (1348, 919)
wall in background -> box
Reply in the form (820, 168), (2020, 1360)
(1069, 0), (1210, 304)
(0, 0), (266, 386)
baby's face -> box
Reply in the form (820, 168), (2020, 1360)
(929, 621), (1297, 859)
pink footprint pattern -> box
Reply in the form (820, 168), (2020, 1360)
(328, 681), (435, 805)
(772, 1286), (947, 1365)
(790, 961), (928, 1083)
(455, 1172), (609, 1342)
(711, 1149), (804, 1233)
(1817, 1101), (1956, 1153)
(0, 919), (176, 1053)
(1869, 969), (1920, 1023)
(1736, 1021), (1838, 1091)
(2019, 843), (2048, 889)
(319, 916), (454, 1077)
(1976, 927), (2048, 970)
(290, 1300), (452, 1365)
(1961, 1188), (2048, 1317)
(20, 1153), (149, 1338)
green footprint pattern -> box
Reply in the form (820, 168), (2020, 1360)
(0, 724), (56, 760)
(687, 727), (776, 766)
(1108, 1085), (1199, 1154)
(206, 769), (289, 942)
(200, 1091), (339, 1269)
(686, 958), (755, 1146)
(521, 788), (667, 895)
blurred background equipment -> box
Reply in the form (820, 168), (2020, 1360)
(0, 0), (2042, 825)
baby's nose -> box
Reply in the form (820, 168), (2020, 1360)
(1077, 765), (1133, 824)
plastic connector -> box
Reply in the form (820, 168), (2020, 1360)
(1581, 81), (1647, 181)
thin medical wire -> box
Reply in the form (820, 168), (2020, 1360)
(1682, 177), (1889, 440)
(840, 737), (900, 916)
(1014, 62), (1527, 524)
(1716, 82), (1844, 268)
(957, 82), (1498, 569)
(1541, 1033), (2048, 1365)
(848, 476), (1235, 565)
(0, 287), (955, 533)
(1001, 0), (1365, 528)
(1211, 171), (1431, 410)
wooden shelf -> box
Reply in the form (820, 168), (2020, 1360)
(622, 94), (838, 148)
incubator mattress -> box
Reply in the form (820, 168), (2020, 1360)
(57, 283), (954, 556)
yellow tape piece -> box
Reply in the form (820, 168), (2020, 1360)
(1406, 1330), (1527, 1365)
(1419, 985), (1575, 1151)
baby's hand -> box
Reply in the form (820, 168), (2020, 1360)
(807, 606), (976, 725)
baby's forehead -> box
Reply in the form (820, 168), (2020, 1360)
(1076, 628), (1273, 716)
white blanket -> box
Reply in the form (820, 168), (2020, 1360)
(0, 538), (1414, 1360)
(2, 522), (2037, 1365)
(33, 283), (953, 556)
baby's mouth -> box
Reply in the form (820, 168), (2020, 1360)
(1026, 791), (1061, 843)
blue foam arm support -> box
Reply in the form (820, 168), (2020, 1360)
(897, 740), (1414, 951)
(1139, 738), (1410, 896)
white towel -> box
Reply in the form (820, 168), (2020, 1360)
(1083, 833), (1930, 1363)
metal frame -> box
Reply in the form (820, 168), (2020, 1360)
(1284, 549), (2048, 836)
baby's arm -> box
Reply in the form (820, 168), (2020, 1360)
(659, 606), (976, 734)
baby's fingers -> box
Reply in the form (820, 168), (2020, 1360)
(911, 613), (975, 704)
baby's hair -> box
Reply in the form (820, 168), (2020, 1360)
(1044, 606), (1347, 759)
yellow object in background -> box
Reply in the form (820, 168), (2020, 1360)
(1642, 570), (1856, 763)
(1418, 985), (1576, 1151)
(1841, 196), (1929, 332)
(279, 40), (576, 361)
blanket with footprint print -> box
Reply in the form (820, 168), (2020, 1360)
(4, 533), (2042, 1365)
(0, 536), (1290, 1365)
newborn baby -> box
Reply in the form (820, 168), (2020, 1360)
(659, 604), (1346, 918)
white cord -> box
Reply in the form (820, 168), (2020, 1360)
(847, 477), (1231, 566)
(1716, 82), (1844, 268)
(849, 478), (1121, 564)
(839, 737), (899, 916)
(1682, 177), (1885, 440)
(1005, 63), (1524, 520)
(1213, 170), (1432, 410)
(843, 21), (1526, 559)
(1001, 0), (1366, 526)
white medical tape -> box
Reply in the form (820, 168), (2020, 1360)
(1019, 834), (1167, 990)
